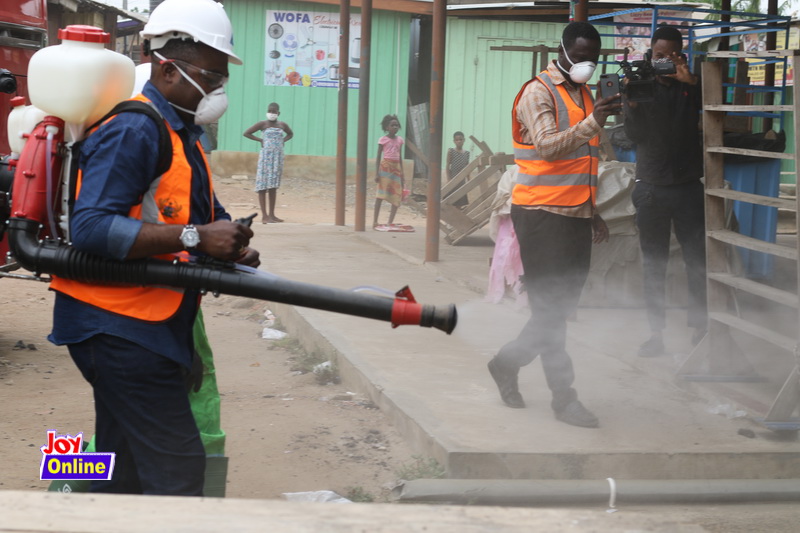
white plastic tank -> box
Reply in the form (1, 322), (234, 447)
(27, 25), (134, 128)
(6, 96), (47, 156)
(131, 62), (152, 97)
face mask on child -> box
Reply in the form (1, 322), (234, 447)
(266, 112), (278, 121)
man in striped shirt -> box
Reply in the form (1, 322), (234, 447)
(487, 22), (621, 429)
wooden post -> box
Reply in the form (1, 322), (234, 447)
(335, 0), (350, 226)
(355, 0), (372, 232)
(426, 0), (445, 262)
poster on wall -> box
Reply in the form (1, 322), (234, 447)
(744, 28), (797, 87)
(264, 9), (361, 88)
(613, 9), (694, 61)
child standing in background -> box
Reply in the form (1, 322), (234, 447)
(373, 114), (405, 228)
(446, 131), (471, 208)
(243, 102), (294, 224)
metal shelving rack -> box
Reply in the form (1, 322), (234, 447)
(589, 5), (791, 73)
(589, 7), (798, 431)
(677, 49), (800, 432)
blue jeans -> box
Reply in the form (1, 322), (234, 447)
(68, 334), (205, 495)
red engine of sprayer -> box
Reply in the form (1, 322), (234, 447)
(9, 115), (65, 240)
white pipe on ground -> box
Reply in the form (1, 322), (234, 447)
(391, 479), (800, 506)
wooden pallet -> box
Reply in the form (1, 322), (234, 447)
(439, 137), (512, 245)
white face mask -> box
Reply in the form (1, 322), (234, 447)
(266, 112), (278, 121)
(155, 52), (229, 125)
(557, 39), (597, 84)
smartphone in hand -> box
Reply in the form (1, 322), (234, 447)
(599, 73), (621, 100)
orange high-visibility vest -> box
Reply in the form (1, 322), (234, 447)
(50, 94), (215, 322)
(511, 71), (599, 208)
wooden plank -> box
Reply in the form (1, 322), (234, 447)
(765, 367), (800, 422)
(445, 194), (497, 245)
(469, 135), (493, 156)
(707, 272), (799, 308)
(405, 139), (431, 169)
(705, 188), (796, 210)
(490, 45), (624, 56)
(708, 50), (796, 58)
(462, 181), (500, 219)
(440, 203), (477, 235)
(707, 229), (798, 260)
(706, 146), (794, 160)
(702, 60), (729, 324)
(442, 157), (482, 198)
(704, 105), (793, 112)
(488, 153), (515, 166)
(445, 164), (501, 200)
(709, 311), (797, 353)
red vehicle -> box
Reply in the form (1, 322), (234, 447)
(0, 0), (47, 271)
(0, 0), (48, 153)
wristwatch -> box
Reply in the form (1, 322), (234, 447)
(179, 225), (201, 249)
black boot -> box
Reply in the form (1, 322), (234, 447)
(487, 357), (525, 408)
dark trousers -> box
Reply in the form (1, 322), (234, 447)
(68, 334), (205, 495)
(495, 206), (592, 411)
(632, 180), (707, 332)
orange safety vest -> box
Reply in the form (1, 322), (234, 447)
(511, 71), (599, 208)
(50, 94), (216, 322)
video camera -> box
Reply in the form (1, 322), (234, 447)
(618, 48), (677, 103)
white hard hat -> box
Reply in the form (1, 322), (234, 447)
(141, 0), (242, 65)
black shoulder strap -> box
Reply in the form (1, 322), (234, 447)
(67, 100), (174, 220)
(85, 100), (173, 177)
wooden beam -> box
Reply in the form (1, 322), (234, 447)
(291, 0), (432, 15)
(707, 229), (798, 260)
(705, 146), (793, 160)
(707, 272), (799, 308)
(705, 188), (796, 211)
(449, 8), (612, 17)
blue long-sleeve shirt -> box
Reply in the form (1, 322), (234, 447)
(49, 82), (229, 367)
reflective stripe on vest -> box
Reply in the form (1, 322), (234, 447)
(50, 94), (215, 323)
(511, 72), (599, 207)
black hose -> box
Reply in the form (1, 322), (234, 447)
(8, 218), (457, 333)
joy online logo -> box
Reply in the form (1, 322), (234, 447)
(39, 430), (115, 481)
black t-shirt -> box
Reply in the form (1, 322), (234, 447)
(623, 77), (703, 185)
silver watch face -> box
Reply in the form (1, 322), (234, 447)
(181, 227), (200, 248)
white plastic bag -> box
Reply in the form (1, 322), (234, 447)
(282, 490), (352, 503)
(261, 327), (287, 340)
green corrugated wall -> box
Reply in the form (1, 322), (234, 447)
(221, 0), (409, 157)
(443, 18), (616, 161)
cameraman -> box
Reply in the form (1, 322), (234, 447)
(623, 25), (707, 358)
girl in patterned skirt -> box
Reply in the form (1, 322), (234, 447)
(373, 114), (405, 228)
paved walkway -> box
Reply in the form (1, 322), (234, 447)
(247, 221), (800, 480)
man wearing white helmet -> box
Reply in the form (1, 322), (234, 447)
(48, 0), (258, 496)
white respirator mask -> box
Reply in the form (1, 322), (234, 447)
(155, 51), (229, 125)
(266, 112), (278, 121)
(557, 39), (597, 84)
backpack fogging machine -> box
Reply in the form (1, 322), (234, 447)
(0, 25), (457, 335)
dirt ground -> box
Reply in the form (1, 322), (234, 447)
(4, 174), (800, 531)
(0, 175), (424, 502)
